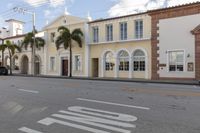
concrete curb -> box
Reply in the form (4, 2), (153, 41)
(11, 74), (200, 86)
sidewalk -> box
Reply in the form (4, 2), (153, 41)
(12, 74), (200, 86)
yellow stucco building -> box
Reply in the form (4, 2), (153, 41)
(43, 14), (90, 77)
(88, 13), (152, 79)
(0, 12), (152, 79)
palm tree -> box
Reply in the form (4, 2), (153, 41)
(0, 39), (5, 67)
(22, 31), (45, 75)
(0, 40), (21, 75)
(22, 31), (45, 50)
(56, 26), (83, 77)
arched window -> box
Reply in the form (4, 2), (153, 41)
(133, 50), (145, 71)
(105, 52), (115, 71)
(118, 50), (129, 71)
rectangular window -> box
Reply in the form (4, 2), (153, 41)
(75, 55), (81, 71)
(92, 27), (99, 43)
(168, 51), (184, 72)
(105, 62), (114, 71)
(50, 57), (55, 71)
(135, 20), (143, 39)
(134, 61), (145, 71)
(50, 32), (55, 43)
(120, 22), (127, 40)
(119, 59), (129, 71)
(106, 24), (113, 41)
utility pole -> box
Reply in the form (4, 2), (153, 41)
(14, 7), (36, 75)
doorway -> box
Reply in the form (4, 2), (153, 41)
(21, 55), (29, 74)
(62, 59), (68, 76)
(35, 56), (41, 75)
(92, 58), (99, 77)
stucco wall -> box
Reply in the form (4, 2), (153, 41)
(45, 16), (89, 77)
(158, 14), (200, 78)
(89, 14), (151, 44)
(90, 40), (151, 79)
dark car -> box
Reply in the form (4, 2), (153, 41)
(0, 67), (8, 75)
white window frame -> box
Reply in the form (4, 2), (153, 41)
(120, 22), (127, 40)
(92, 26), (99, 43)
(74, 54), (82, 71)
(133, 50), (146, 72)
(118, 51), (129, 71)
(105, 52), (115, 71)
(135, 19), (143, 39)
(167, 49), (185, 72)
(49, 56), (56, 71)
(106, 24), (113, 42)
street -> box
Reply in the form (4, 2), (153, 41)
(0, 76), (199, 133)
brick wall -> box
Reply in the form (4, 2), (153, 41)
(195, 34), (200, 79)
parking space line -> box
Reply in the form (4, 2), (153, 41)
(18, 89), (39, 94)
(18, 127), (43, 133)
(77, 98), (150, 110)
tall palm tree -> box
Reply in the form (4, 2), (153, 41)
(22, 31), (45, 75)
(0, 39), (5, 67)
(56, 26), (83, 77)
(0, 40), (21, 75)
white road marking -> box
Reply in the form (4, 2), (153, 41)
(18, 89), (39, 94)
(18, 127), (43, 133)
(38, 117), (110, 133)
(68, 106), (136, 122)
(19, 106), (137, 133)
(77, 98), (150, 110)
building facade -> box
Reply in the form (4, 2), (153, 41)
(88, 13), (152, 79)
(0, 19), (46, 75)
(43, 14), (90, 77)
(1, 2), (200, 80)
(149, 2), (200, 80)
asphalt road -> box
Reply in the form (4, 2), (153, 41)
(0, 76), (200, 133)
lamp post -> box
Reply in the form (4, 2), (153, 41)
(14, 7), (36, 75)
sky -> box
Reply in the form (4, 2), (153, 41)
(0, 0), (199, 33)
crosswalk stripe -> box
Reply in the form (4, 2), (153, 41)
(18, 127), (43, 133)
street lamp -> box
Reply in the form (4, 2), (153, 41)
(13, 7), (36, 75)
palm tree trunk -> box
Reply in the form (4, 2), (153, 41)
(2, 50), (4, 67)
(9, 50), (12, 75)
(69, 41), (72, 77)
(2, 40), (4, 67)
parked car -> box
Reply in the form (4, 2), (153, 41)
(0, 67), (8, 75)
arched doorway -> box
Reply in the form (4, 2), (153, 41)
(13, 55), (19, 70)
(35, 55), (41, 75)
(132, 49), (148, 79)
(21, 55), (29, 74)
(103, 51), (115, 77)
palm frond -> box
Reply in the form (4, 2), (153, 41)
(72, 35), (82, 48)
(57, 26), (70, 33)
(72, 29), (83, 37)
(35, 37), (45, 49)
(71, 29), (83, 48)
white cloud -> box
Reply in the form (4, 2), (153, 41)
(108, 0), (200, 17)
(23, 0), (65, 7)
(43, 7), (70, 25)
